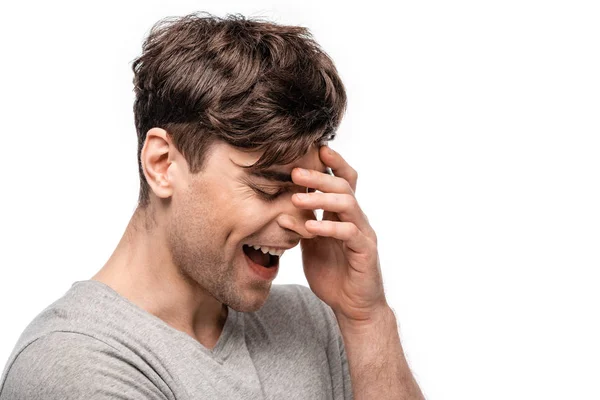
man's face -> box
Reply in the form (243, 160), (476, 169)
(166, 140), (326, 312)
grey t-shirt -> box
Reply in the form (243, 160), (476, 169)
(0, 280), (352, 399)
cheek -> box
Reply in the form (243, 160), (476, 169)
(171, 184), (224, 241)
(230, 203), (269, 235)
(228, 186), (274, 222)
(190, 181), (279, 241)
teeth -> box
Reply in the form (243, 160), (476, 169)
(246, 244), (285, 257)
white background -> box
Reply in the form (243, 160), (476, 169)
(1, 1), (598, 399)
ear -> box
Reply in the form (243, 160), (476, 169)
(140, 127), (180, 200)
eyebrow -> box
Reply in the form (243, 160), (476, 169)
(249, 167), (332, 183)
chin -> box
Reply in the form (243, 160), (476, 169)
(226, 281), (273, 313)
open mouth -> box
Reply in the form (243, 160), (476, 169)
(242, 244), (279, 268)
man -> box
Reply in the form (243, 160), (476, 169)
(0, 11), (424, 399)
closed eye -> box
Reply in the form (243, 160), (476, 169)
(255, 187), (286, 202)
(253, 186), (316, 202)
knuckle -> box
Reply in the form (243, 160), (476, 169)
(330, 221), (338, 235)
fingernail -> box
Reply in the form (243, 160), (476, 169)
(297, 168), (309, 176)
(295, 193), (307, 200)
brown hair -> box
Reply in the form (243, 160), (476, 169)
(131, 11), (347, 209)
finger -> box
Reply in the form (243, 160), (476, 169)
(319, 145), (358, 192)
(305, 220), (371, 254)
(292, 192), (372, 234)
(291, 166), (353, 195)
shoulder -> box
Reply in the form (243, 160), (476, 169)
(0, 332), (169, 400)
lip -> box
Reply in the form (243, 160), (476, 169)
(244, 252), (279, 280)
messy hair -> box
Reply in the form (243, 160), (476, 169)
(131, 11), (347, 208)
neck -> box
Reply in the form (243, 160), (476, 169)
(91, 206), (228, 349)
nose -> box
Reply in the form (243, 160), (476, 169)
(276, 192), (317, 239)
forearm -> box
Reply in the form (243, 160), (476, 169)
(336, 306), (425, 400)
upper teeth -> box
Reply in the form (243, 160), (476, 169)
(248, 244), (285, 257)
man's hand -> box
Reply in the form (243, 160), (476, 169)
(292, 145), (426, 399)
(291, 145), (388, 325)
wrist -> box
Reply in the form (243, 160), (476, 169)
(335, 304), (396, 335)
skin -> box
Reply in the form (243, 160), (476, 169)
(93, 127), (425, 398)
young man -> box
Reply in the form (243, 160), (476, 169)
(0, 12), (424, 399)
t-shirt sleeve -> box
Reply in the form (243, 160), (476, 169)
(0, 332), (169, 400)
